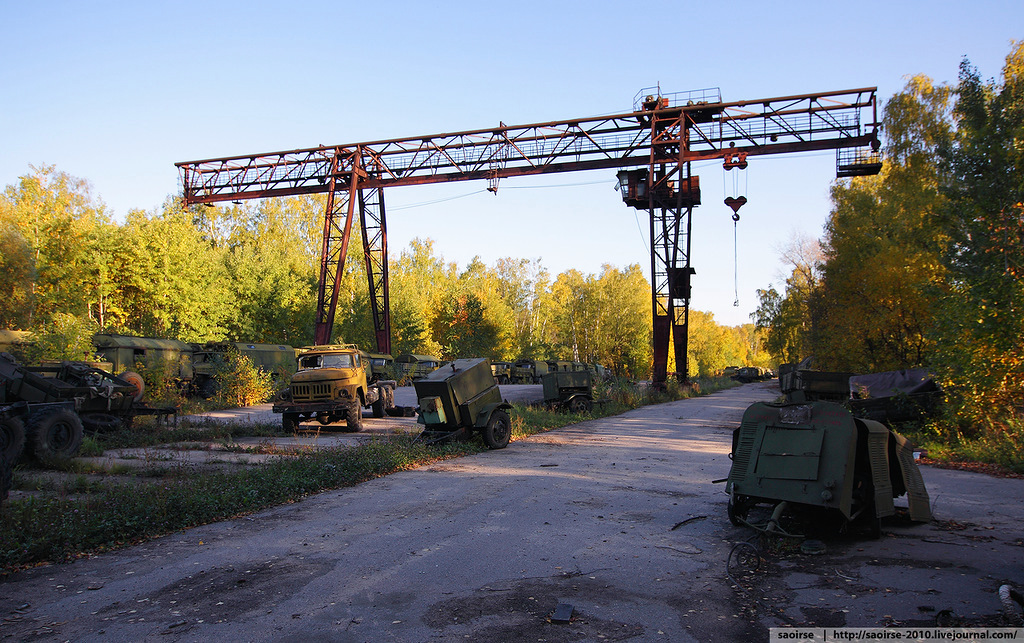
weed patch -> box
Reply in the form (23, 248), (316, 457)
(0, 377), (739, 573)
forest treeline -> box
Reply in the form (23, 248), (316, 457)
(754, 43), (1023, 435)
(0, 168), (768, 380)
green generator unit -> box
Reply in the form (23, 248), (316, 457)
(541, 370), (593, 413)
(413, 358), (512, 449)
(725, 401), (930, 535)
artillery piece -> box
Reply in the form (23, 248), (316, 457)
(0, 352), (175, 464)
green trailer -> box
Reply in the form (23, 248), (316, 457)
(541, 370), (594, 413)
(413, 358), (512, 449)
(725, 400), (931, 537)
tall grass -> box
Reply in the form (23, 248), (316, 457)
(0, 437), (477, 572)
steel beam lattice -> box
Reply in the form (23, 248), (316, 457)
(177, 88), (879, 378)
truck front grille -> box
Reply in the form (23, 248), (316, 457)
(292, 383), (333, 402)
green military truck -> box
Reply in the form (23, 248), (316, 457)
(272, 344), (396, 432)
(395, 354), (442, 382)
(510, 358), (550, 384)
(192, 342), (296, 398)
(361, 351), (396, 383)
(490, 360), (512, 385)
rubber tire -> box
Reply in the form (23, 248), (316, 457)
(568, 397), (592, 414)
(282, 413), (300, 433)
(29, 409), (84, 462)
(372, 397), (385, 419)
(727, 491), (752, 527)
(344, 401), (363, 432)
(80, 413), (123, 433)
(1, 415), (26, 465)
(0, 455), (11, 505)
(482, 409), (511, 450)
(119, 371), (145, 403)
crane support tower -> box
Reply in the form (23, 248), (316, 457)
(177, 87), (880, 385)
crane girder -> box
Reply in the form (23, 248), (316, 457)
(176, 87), (879, 376)
(177, 88), (878, 205)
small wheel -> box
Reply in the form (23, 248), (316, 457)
(345, 402), (363, 432)
(727, 491), (752, 527)
(568, 397), (592, 414)
(282, 413), (300, 433)
(29, 409), (84, 462)
(482, 409), (511, 449)
(316, 412), (333, 426)
(372, 398), (385, 418)
(80, 413), (123, 433)
(1, 415), (26, 465)
(119, 371), (145, 402)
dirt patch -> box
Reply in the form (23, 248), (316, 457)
(422, 575), (644, 641)
(96, 558), (332, 630)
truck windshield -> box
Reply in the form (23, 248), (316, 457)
(299, 354), (355, 370)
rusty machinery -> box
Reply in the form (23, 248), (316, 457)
(176, 87), (880, 385)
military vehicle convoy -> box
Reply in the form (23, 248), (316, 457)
(272, 344), (396, 432)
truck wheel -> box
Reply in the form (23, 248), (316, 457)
(1, 416), (26, 465)
(344, 402), (363, 432)
(482, 409), (511, 450)
(282, 413), (301, 433)
(569, 397), (592, 413)
(29, 409), (84, 462)
(372, 397), (385, 418)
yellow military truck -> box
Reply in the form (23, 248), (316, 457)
(272, 344), (396, 432)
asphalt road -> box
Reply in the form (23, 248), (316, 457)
(2, 382), (1023, 642)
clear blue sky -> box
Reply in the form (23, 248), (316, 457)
(2, 1), (1020, 326)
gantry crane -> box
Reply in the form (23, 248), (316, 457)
(176, 87), (880, 385)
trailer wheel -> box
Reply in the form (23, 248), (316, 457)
(80, 413), (123, 433)
(344, 402), (363, 432)
(482, 409), (511, 450)
(727, 491), (752, 527)
(119, 371), (145, 403)
(29, 409), (84, 463)
(1, 415), (26, 465)
(282, 413), (301, 433)
(569, 397), (592, 413)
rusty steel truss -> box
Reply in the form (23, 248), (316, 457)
(177, 87), (879, 384)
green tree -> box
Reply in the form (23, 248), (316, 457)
(752, 234), (823, 365)
(931, 43), (1024, 424)
(816, 76), (952, 372)
(111, 200), (233, 341)
(0, 165), (117, 328)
